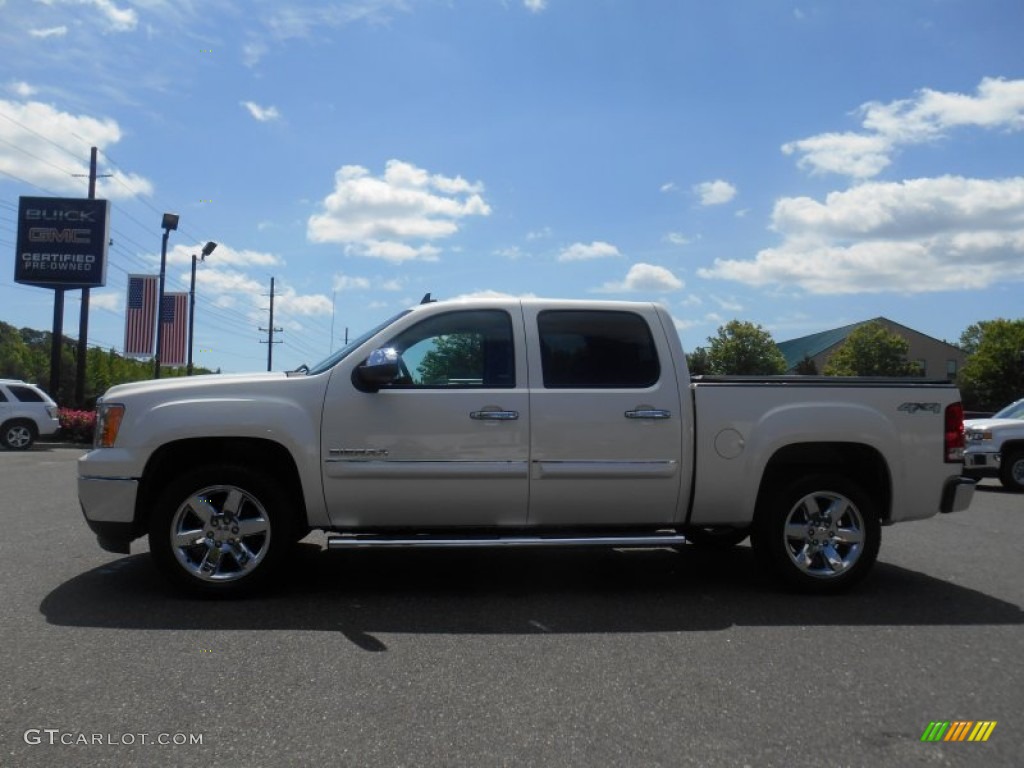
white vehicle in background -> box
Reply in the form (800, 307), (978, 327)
(0, 379), (60, 450)
(964, 398), (1024, 492)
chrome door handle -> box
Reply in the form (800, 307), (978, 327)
(470, 410), (519, 421)
(625, 409), (671, 420)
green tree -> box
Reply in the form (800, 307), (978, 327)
(416, 334), (482, 385)
(686, 346), (711, 376)
(794, 355), (818, 375)
(957, 319), (1024, 412)
(823, 322), (918, 377)
(705, 320), (787, 375)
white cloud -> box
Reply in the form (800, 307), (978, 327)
(698, 175), (1024, 293)
(273, 285), (333, 316)
(694, 180), (737, 206)
(526, 227), (552, 240)
(0, 99), (154, 198)
(494, 246), (525, 259)
(308, 160), (491, 262)
(241, 101), (281, 122)
(194, 269), (265, 296)
(42, 0), (137, 32)
(333, 274), (371, 291)
(524, 0), (547, 12)
(242, 41), (268, 67)
(783, 77), (1024, 178)
(30, 26), (68, 38)
(91, 0), (137, 31)
(711, 295), (744, 312)
(451, 289), (539, 300)
(90, 291), (121, 311)
(7, 81), (37, 97)
(660, 182), (678, 193)
(664, 232), (692, 246)
(557, 241), (621, 261)
(597, 263), (684, 293)
(166, 243), (282, 268)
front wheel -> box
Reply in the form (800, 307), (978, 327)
(752, 474), (880, 594)
(999, 451), (1024, 492)
(148, 465), (294, 597)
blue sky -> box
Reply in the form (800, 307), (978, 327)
(1, 0), (1022, 374)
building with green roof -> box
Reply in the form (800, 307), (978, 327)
(776, 317), (966, 379)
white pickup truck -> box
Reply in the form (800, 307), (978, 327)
(78, 298), (975, 596)
(964, 398), (1024, 491)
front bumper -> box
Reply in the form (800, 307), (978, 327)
(940, 475), (976, 514)
(963, 450), (1000, 478)
(79, 476), (139, 553)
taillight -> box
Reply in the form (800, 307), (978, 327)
(945, 402), (965, 463)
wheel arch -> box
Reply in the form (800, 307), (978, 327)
(754, 442), (892, 523)
(135, 437), (309, 537)
(999, 439), (1024, 457)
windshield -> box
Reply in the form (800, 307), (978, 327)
(993, 399), (1024, 420)
(306, 310), (412, 376)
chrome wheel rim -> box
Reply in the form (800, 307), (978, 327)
(169, 484), (271, 582)
(1012, 458), (1024, 484)
(6, 426), (31, 448)
(782, 490), (865, 579)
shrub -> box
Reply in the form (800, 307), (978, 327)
(58, 408), (96, 444)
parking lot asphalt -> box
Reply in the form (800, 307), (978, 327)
(1, 445), (1022, 767)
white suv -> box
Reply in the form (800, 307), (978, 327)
(0, 379), (60, 450)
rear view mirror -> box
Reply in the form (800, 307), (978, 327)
(354, 347), (402, 392)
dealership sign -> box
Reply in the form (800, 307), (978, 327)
(15, 196), (110, 289)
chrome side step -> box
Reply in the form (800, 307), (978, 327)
(326, 533), (688, 550)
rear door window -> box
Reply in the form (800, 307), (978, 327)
(8, 385), (44, 402)
(538, 310), (660, 388)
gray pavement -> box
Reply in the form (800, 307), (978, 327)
(1, 445), (1022, 767)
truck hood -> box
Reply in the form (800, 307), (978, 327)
(964, 418), (1024, 432)
(99, 372), (290, 402)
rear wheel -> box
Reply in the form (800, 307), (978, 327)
(148, 464), (294, 597)
(1, 421), (36, 450)
(752, 474), (880, 593)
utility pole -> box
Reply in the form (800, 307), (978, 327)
(73, 147), (109, 406)
(259, 277), (282, 371)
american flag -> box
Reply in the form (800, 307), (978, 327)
(158, 292), (189, 367)
(123, 275), (157, 357)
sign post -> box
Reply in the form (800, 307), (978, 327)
(14, 196), (110, 401)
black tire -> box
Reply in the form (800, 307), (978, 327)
(752, 474), (881, 594)
(998, 451), (1024, 492)
(684, 526), (750, 548)
(148, 464), (294, 597)
(1, 420), (36, 451)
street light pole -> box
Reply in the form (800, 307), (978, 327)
(187, 241), (217, 376)
(154, 213), (179, 379)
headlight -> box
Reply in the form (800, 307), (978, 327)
(94, 404), (125, 448)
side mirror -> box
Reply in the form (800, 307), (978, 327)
(353, 347), (402, 392)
